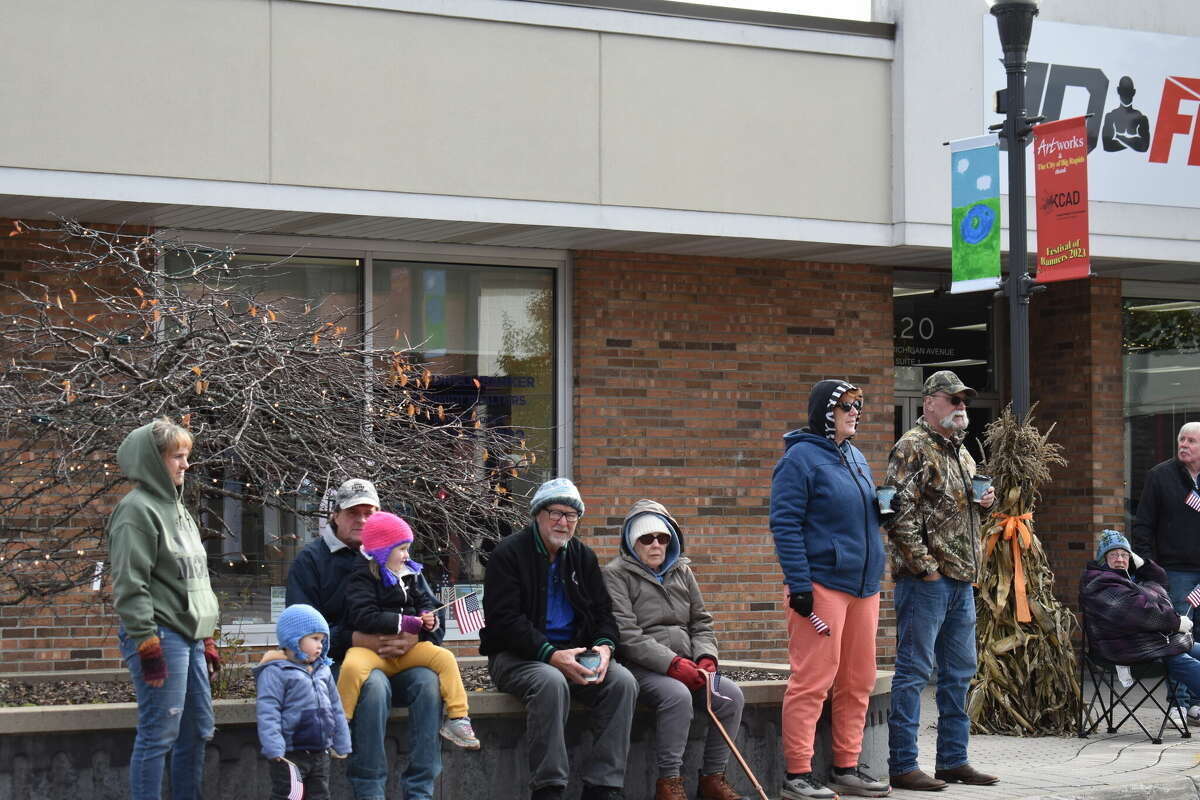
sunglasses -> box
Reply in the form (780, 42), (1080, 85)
(636, 533), (671, 546)
(836, 400), (864, 413)
(939, 393), (971, 407)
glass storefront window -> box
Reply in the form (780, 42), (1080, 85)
(1123, 297), (1200, 519)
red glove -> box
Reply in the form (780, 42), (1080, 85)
(203, 637), (221, 680)
(667, 656), (706, 691)
(137, 636), (168, 686)
(696, 656), (718, 674)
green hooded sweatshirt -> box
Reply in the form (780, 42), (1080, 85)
(107, 422), (219, 646)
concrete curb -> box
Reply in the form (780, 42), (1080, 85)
(1022, 774), (1200, 800)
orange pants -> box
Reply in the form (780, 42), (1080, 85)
(782, 583), (880, 774)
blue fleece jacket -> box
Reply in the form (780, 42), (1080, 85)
(770, 430), (885, 598)
(254, 657), (351, 759)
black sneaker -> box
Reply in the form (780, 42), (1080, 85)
(781, 773), (836, 800)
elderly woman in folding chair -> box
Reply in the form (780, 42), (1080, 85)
(1079, 529), (1200, 706)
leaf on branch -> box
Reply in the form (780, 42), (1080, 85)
(69, 289), (77, 303)
(472, 377), (480, 389)
(312, 333), (319, 347)
(407, 403), (416, 417)
(152, 309), (160, 323)
(267, 309), (277, 322)
(437, 405), (444, 421)
(181, 413), (192, 428)
(56, 296), (63, 310)
(191, 366), (202, 376)
(194, 380), (208, 395)
(86, 313), (98, 322)
(134, 287), (144, 298)
(8, 220), (23, 237)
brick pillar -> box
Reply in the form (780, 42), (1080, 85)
(572, 250), (894, 663)
(1028, 277), (1124, 610)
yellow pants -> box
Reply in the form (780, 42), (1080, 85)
(337, 641), (469, 720)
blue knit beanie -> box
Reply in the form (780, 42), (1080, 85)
(530, 478), (585, 517)
(1096, 529), (1132, 562)
(277, 604), (332, 666)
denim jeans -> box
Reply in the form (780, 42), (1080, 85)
(339, 666), (443, 800)
(1165, 643), (1200, 702)
(888, 576), (976, 776)
(1165, 569), (1200, 706)
(117, 625), (214, 800)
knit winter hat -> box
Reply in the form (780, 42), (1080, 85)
(530, 478), (585, 517)
(806, 379), (860, 441)
(1096, 529), (1132, 562)
(360, 511), (420, 587)
(625, 512), (673, 553)
(276, 604), (331, 665)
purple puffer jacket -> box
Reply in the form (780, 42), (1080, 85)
(1078, 558), (1192, 665)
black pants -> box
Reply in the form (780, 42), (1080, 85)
(269, 750), (330, 800)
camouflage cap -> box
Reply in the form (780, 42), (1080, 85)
(922, 370), (977, 398)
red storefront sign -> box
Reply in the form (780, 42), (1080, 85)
(1033, 117), (1091, 283)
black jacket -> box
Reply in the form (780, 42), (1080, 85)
(1132, 458), (1200, 570)
(478, 522), (619, 662)
(344, 560), (443, 642)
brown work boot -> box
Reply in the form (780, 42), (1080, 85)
(888, 769), (946, 791)
(698, 772), (748, 800)
(655, 776), (688, 800)
(934, 764), (999, 786)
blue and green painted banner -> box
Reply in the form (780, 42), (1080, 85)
(949, 134), (1001, 294)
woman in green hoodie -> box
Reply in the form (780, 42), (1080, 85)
(108, 417), (220, 800)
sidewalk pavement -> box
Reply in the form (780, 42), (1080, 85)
(896, 683), (1200, 800)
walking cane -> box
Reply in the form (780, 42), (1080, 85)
(704, 671), (770, 800)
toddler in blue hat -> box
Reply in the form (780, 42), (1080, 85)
(255, 603), (351, 799)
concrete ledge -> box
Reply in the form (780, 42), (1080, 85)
(1023, 775), (1200, 800)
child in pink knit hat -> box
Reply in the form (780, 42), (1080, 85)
(337, 511), (479, 749)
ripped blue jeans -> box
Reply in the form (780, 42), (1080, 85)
(118, 625), (215, 800)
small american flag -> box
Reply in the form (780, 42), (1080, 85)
(810, 613), (831, 636)
(1186, 488), (1200, 514)
(1187, 584), (1200, 609)
(282, 757), (304, 800)
(452, 591), (485, 636)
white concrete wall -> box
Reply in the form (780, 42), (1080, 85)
(0, 0), (892, 224)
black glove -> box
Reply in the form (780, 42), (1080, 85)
(788, 591), (813, 617)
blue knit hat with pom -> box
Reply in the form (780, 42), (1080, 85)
(277, 604), (332, 666)
(1096, 529), (1132, 562)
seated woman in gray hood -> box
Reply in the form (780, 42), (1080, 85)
(603, 499), (747, 800)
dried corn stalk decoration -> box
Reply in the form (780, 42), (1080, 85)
(968, 403), (1079, 736)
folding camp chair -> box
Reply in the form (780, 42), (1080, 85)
(1078, 625), (1191, 744)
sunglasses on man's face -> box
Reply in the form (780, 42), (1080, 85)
(836, 400), (863, 413)
(939, 393), (971, 408)
(637, 533), (671, 546)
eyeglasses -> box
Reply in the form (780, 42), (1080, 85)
(938, 393), (971, 407)
(836, 400), (864, 413)
(637, 533), (672, 546)
(545, 509), (579, 523)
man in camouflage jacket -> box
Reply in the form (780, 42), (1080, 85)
(883, 371), (998, 792)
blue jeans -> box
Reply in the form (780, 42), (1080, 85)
(117, 625), (214, 800)
(888, 576), (976, 776)
(1165, 643), (1200, 702)
(339, 666), (443, 800)
(1165, 570), (1200, 706)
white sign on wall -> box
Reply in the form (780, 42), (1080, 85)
(983, 19), (1200, 208)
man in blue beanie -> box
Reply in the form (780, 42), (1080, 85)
(479, 478), (638, 800)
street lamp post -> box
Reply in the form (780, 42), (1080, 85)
(988, 0), (1040, 419)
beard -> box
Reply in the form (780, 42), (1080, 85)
(939, 410), (969, 431)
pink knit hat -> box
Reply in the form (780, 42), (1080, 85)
(361, 512), (414, 564)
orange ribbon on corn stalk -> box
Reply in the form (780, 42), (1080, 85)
(984, 511), (1034, 623)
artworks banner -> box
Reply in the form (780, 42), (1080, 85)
(982, 19), (1200, 208)
(949, 134), (1001, 295)
(1033, 116), (1090, 283)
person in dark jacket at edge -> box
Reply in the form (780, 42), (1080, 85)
(1079, 529), (1200, 703)
(479, 477), (638, 800)
(770, 380), (891, 799)
(1131, 422), (1200, 721)
(285, 478), (443, 800)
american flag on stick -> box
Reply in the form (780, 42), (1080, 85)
(1187, 584), (1200, 609)
(1186, 488), (1200, 514)
(452, 591), (485, 636)
(810, 613), (831, 636)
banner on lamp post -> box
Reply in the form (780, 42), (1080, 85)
(1034, 116), (1091, 283)
(949, 134), (1002, 294)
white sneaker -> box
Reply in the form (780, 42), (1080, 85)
(782, 773), (836, 800)
(829, 765), (892, 797)
(439, 716), (481, 749)
(1187, 705), (1200, 725)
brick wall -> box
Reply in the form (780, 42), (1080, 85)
(571, 250), (895, 664)
(1027, 277), (1125, 610)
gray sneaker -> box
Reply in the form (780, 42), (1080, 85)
(439, 716), (480, 749)
(829, 765), (892, 797)
(781, 773), (836, 800)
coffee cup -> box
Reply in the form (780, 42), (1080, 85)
(971, 474), (992, 503)
(577, 649), (602, 682)
(876, 486), (896, 515)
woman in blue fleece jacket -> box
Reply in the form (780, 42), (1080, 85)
(770, 379), (888, 799)
(255, 604), (351, 800)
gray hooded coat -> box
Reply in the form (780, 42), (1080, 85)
(602, 499), (718, 673)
